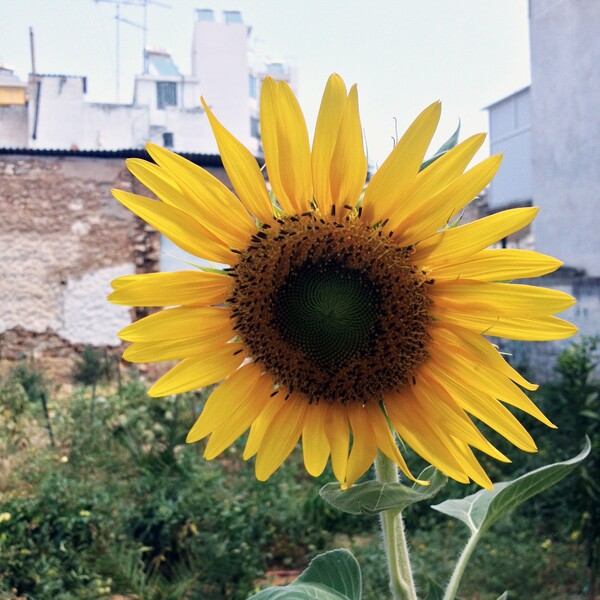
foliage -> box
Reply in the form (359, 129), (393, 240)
(1, 338), (598, 599)
(73, 346), (110, 388)
(7, 357), (48, 405)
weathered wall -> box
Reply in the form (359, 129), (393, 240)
(0, 153), (159, 381)
(530, 0), (600, 277)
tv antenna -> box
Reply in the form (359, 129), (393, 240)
(93, 0), (171, 102)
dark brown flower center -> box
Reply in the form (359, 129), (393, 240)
(228, 214), (432, 404)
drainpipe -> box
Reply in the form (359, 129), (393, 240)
(29, 26), (41, 141)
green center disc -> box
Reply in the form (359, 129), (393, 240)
(274, 261), (381, 368)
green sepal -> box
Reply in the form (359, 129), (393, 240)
(319, 466), (447, 516)
(420, 122), (461, 171)
(247, 549), (361, 600)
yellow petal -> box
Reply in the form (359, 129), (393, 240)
(145, 143), (257, 247)
(412, 373), (509, 463)
(430, 280), (575, 317)
(302, 403), (331, 477)
(108, 271), (230, 307)
(324, 405), (350, 485)
(126, 158), (189, 208)
(186, 362), (263, 442)
(330, 85), (367, 217)
(363, 402), (420, 483)
(201, 99), (274, 223)
(361, 102), (441, 226)
(255, 393), (308, 481)
(127, 157), (236, 245)
(390, 133), (487, 227)
(446, 440), (493, 490)
(345, 404), (378, 488)
(431, 249), (563, 282)
(118, 306), (231, 342)
(384, 388), (471, 484)
(429, 321), (537, 391)
(423, 365), (537, 452)
(260, 78), (312, 214)
(202, 369), (273, 458)
(123, 334), (232, 363)
(433, 310), (578, 341)
(312, 74), (347, 216)
(243, 389), (286, 460)
(428, 345), (555, 428)
(148, 343), (245, 397)
(410, 207), (539, 266)
(113, 189), (235, 264)
(393, 154), (502, 246)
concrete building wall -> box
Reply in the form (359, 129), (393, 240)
(529, 0), (600, 277)
(192, 16), (252, 147)
(0, 105), (28, 147)
(29, 76), (86, 150)
(487, 88), (533, 209)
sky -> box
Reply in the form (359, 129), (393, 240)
(0, 0), (531, 166)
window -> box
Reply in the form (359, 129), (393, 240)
(250, 116), (260, 139)
(162, 132), (174, 148)
(224, 10), (243, 24)
(196, 8), (214, 21)
(156, 81), (177, 109)
(249, 74), (257, 98)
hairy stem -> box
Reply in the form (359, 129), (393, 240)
(443, 528), (482, 600)
(374, 452), (418, 600)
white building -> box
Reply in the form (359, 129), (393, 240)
(487, 1), (600, 277)
(0, 9), (296, 157)
(485, 0), (600, 373)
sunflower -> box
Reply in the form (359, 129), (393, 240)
(109, 74), (576, 489)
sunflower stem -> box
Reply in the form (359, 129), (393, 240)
(442, 528), (482, 600)
(374, 451), (418, 600)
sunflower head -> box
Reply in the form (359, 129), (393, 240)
(109, 74), (577, 489)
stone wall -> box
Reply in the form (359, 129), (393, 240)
(0, 152), (158, 382)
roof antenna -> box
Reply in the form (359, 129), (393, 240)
(93, 0), (171, 102)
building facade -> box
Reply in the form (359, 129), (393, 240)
(0, 9), (296, 156)
(486, 0), (600, 374)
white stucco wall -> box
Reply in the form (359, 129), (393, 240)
(59, 263), (135, 346)
(192, 19), (252, 147)
(487, 89), (533, 209)
(530, 0), (600, 276)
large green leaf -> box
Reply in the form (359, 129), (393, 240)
(433, 438), (591, 534)
(319, 466), (447, 516)
(420, 122), (461, 171)
(247, 583), (346, 600)
(248, 549), (361, 600)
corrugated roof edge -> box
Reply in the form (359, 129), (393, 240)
(0, 146), (227, 167)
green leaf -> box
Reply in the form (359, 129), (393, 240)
(420, 122), (461, 171)
(496, 593), (509, 600)
(432, 438), (591, 534)
(319, 466), (447, 516)
(296, 549), (361, 600)
(248, 583), (346, 600)
(248, 549), (361, 600)
(423, 576), (446, 600)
